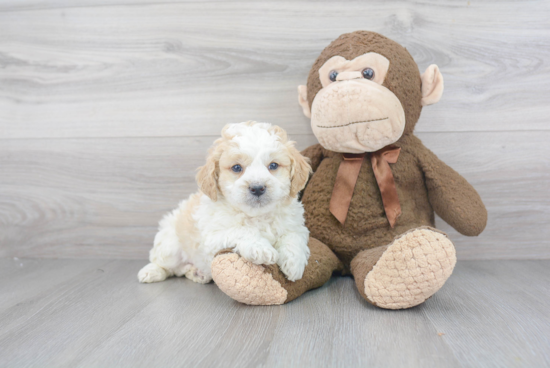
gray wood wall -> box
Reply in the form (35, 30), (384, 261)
(1, 0), (549, 260)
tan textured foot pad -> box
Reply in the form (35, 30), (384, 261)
(364, 228), (456, 310)
(211, 253), (288, 305)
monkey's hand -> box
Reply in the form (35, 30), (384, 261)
(415, 137), (487, 236)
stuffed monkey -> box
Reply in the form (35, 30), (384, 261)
(211, 31), (487, 309)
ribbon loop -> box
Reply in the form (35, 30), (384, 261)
(382, 148), (400, 164)
(329, 145), (402, 228)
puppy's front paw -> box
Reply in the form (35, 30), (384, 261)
(236, 238), (278, 265)
(277, 245), (310, 282)
(278, 260), (306, 282)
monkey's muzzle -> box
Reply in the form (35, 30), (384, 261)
(310, 80), (406, 153)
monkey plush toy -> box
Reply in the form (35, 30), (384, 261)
(211, 31), (487, 309)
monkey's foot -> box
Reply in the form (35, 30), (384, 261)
(353, 227), (456, 310)
(211, 251), (288, 305)
(211, 238), (341, 305)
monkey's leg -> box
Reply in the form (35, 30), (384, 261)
(350, 227), (456, 310)
(211, 238), (342, 305)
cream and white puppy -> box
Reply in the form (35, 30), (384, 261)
(138, 122), (312, 284)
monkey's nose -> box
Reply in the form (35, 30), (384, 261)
(249, 185), (266, 197)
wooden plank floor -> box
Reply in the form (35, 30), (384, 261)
(1, 258), (548, 368)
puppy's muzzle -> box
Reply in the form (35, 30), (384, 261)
(249, 185), (266, 197)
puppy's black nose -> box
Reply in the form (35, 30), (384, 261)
(249, 185), (266, 197)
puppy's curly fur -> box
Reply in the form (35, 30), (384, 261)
(138, 122), (312, 284)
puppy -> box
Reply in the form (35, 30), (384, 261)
(138, 122), (312, 284)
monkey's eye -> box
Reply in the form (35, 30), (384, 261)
(268, 162), (279, 170)
(362, 68), (375, 80)
(329, 70), (338, 82)
(231, 164), (242, 173)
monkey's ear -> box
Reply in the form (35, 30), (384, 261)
(297, 85), (311, 118)
(421, 65), (444, 106)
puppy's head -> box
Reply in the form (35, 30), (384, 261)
(196, 122), (311, 215)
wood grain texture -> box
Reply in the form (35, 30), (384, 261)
(1, 131), (549, 260)
(0, 258), (548, 368)
(424, 260), (550, 367)
(1, 0), (549, 260)
(0, 0), (549, 139)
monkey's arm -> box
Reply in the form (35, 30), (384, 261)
(300, 144), (326, 172)
(298, 144), (327, 200)
(413, 137), (487, 236)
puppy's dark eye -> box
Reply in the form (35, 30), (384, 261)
(231, 164), (242, 173)
(329, 70), (338, 82)
(268, 162), (279, 170)
(362, 68), (375, 80)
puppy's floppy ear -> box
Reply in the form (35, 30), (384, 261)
(196, 149), (219, 201)
(289, 145), (312, 198)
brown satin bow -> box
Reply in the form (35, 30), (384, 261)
(329, 145), (402, 228)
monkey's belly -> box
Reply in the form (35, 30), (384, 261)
(302, 161), (433, 269)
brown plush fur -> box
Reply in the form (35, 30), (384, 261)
(299, 31), (486, 271)
(301, 134), (487, 270)
(350, 244), (389, 303)
(267, 238), (343, 303)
